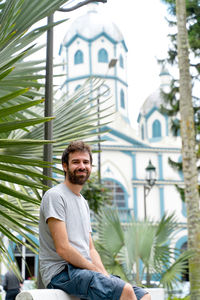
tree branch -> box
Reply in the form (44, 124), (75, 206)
(58, 0), (107, 12)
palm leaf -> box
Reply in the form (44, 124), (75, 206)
(160, 250), (193, 290)
(95, 207), (190, 288)
(0, 0), (113, 271)
(95, 206), (124, 256)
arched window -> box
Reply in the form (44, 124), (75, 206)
(120, 89), (125, 108)
(98, 48), (108, 63)
(152, 120), (161, 138)
(74, 50), (83, 64)
(119, 54), (124, 68)
(103, 179), (126, 208)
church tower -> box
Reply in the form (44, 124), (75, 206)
(59, 3), (129, 124)
(137, 68), (178, 144)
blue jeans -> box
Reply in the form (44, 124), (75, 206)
(47, 264), (148, 300)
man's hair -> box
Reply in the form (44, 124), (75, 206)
(62, 140), (93, 166)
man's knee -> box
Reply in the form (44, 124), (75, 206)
(120, 283), (135, 299)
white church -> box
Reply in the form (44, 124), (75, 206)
(59, 3), (187, 253)
(2, 3), (188, 286)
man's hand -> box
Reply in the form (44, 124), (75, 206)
(89, 234), (109, 277)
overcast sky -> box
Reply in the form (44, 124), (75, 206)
(52, 0), (171, 129)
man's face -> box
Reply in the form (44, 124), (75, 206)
(64, 151), (92, 185)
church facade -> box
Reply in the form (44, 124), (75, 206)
(59, 3), (187, 255)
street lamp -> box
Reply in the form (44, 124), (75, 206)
(144, 160), (156, 220)
(97, 58), (118, 184)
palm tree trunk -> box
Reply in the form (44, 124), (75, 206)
(146, 266), (151, 287)
(176, 1), (200, 299)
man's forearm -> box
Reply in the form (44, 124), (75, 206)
(57, 243), (99, 272)
(90, 248), (109, 276)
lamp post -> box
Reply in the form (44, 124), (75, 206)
(97, 58), (118, 184)
(144, 160), (156, 220)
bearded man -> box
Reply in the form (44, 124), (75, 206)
(39, 140), (150, 300)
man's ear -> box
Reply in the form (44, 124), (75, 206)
(62, 163), (67, 172)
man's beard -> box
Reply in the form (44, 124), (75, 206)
(67, 166), (90, 185)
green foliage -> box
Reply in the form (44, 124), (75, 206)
(81, 173), (111, 213)
(94, 206), (192, 290)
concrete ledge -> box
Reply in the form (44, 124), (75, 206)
(146, 288), (165, 300)
(16, 289), (79, 300)
(16, 287), (165, 300)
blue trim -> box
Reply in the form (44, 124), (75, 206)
(101, 142), (181, 153)
(64, 32), (128, 52)
(132, 153), (137, 180)
(101, 128), (181, 153)
(158, 154), (163, 180)
(120, 89), (125, 108)
(137, 113), (142, 123)
(159, 187), (165, 218)
(59, 44), (63, 56)
(35, 255), (39, 277)
(133, 187), (138, 220)
(28, 234), (39, 247)
(8, 242), (15, 261)
(141, 124), (144, 140)
(119, 54), (124, 68)
(145, 107), (158, 120)
(165, 114), (169, 136)
(75, 84), (81, 91)
(145, 106), (164, 120)
(175, 235), (187, 251)
(64, 74), (128, 87)
(131, 179), (184, 185)
(101, 126), (151, 148)
(145, 118), (148, 140)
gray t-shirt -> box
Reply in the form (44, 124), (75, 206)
(39, 183), (92, 287)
